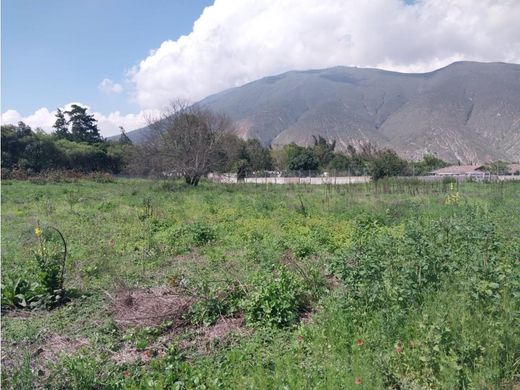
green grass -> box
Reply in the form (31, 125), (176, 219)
(1, 178), (519, 389)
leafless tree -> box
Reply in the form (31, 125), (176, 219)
(139, 101), (234, 185)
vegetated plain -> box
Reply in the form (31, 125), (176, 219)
(1, 178), (519, 389)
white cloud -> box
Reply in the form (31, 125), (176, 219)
(94, 109), (160, 136)
(1, 104), (159, 137)
(131, 0), (520, 109)
(98, 78), (123, 94)
(1, 107), (56, 130)
(1, 109), (23, 125)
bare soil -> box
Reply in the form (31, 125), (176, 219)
(111, 286), (197, 329)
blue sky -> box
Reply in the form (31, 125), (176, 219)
(2, 0), (519, 136)
(2, 0), (212, 115)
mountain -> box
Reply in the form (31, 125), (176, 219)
(124, 62), (520, 163)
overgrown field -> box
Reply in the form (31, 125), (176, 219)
(1, 178), (519, 389)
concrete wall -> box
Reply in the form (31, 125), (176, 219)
(209, 175), (371, 185)
(208, 174), (520, 185)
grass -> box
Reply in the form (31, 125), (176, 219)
(1, 178), (519, 389)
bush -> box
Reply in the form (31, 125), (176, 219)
(243, 268), (305, 327)
(189, 282), (243, 326)
(154, 220), (216, 254)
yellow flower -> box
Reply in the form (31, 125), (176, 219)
(35, 227), (43, 237)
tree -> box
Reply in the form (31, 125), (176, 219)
(413, 154), (448, 175)
(311, 135), (336, 168)
(285, 144), (319, 171)
(368, 149), (408, 180)
(483, 161), (509, 175)
(64, 104), (102, 143)
(118, 126), (133, 145)
(53, 109), (69, 140)
(328, 153), (351, 172)
(243, 139), (272, 171)
(140, 101), (234, 185)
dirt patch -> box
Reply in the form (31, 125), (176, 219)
(111, 287), (197, 329)
(113, 315), (249, 365)
(112, 346), (160, 365)
(201, 316), (245, 342)
(1, 309), (35, 319)
(178, 315), (249, 355)
(34, 335), (90, 362)
(299, 310), (314, 325)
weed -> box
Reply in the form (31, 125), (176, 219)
(243, 267), (305, 328)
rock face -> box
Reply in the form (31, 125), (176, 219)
(198, 61), (520, 163)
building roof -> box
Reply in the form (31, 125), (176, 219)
(431, 165), (484, 175)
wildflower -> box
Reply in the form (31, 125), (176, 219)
(123, 370), (130, 378)
(355, 377), (362, 385)
(356, 339), (364, 346)
(395, 343), (403, 353)
(35, 227), (43, 237)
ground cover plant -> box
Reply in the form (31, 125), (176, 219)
(1, 177), (519, 389)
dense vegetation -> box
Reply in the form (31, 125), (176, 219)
(1, 121), (131, 178)
(1, 115), (447, 182)
(2, 178), (519, 389)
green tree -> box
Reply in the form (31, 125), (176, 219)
(65, 104), (102, 144)
(483, 161), (509, 175)
(118, 126), (133, 145)
(328, 153), (351, 172)
(286, 144), (319, 171)
(53, 109), (70, 140)
(413, 154), (448, 175)
(311, 135), (336, 168)
(368, 149), (408, 180)
(244, 139), (272, 171)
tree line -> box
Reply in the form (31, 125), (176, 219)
(1, 105), (132, 177)
(2, 103), (449, 183)
(127, 102), (449, 183)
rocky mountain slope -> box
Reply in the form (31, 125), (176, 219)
(125, 62), (520, 163)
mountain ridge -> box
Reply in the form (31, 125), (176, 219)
(121, 61), (520, 163)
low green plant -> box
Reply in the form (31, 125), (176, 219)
(243, 267), (305, 328)
(34, 225), (68, 305)
(1, 275), (47, 309)
(189, 282), (243, 326)
(154, 220), (216, 254)
(1, 224), (68, 310)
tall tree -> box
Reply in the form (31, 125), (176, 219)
(118, 126), (133, 145)
(311, 135), (336, 168)
(53, 108), (69, 139)
(65, 104), (102, 143)
(140, 101), (233, 186)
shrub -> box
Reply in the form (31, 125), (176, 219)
(243, 268), (305, 327)
(154, 220), (216, 254)
(189, 282), (243, 326)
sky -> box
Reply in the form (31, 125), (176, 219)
(2, 0), (520, 137)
